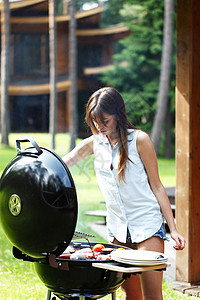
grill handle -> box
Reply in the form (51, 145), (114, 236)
(16, 136), (42, 155)
(12, 246), (41, 263)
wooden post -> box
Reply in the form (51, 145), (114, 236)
(176, 0), (200, 283)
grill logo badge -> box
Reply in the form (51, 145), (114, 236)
(8, 194), (22, 216)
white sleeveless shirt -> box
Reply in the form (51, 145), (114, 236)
(93, 129), (163, 243)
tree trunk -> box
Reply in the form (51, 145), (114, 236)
(63, 0), (68, 14)
(1, 0), (10, 146)
(150, 0), (174, 154)
(69, 0), (78, 151)
(165, 97), (172, 158)
(49, 0), (57, 149)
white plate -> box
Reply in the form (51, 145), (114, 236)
(114, 256), (168, 263)
(111, 249), (168, 266)
(112, 257), (168, 266)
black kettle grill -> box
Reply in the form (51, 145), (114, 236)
(0, 137), (126, 300)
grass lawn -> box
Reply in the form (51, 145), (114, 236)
(0, 133), (196, 299)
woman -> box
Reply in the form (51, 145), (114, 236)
(63, 87), (185, 300)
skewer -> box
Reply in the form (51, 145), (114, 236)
(72, 231), (96, 257)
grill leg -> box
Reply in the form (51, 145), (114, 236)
(45, 292), (116, 300)
(111, 292), (116, 300)
(46, 289), (52, 300)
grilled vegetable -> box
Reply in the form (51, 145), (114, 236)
(92, 244), (105, 252)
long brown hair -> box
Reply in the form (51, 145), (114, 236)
(85, 87), (136, 183)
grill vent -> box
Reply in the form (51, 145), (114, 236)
(42, 188), (76, 208)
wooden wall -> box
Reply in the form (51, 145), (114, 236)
(5, 5), (130, 134)
(176, 0), (200, 283)
(57, 23), (69, 75)
(11, 22), (68, 76)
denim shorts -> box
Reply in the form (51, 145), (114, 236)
(153, 223), (169, 240)
(127, 223), (169, 247)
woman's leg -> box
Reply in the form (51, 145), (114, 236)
(112, 238), (143, 300)
(120, 274), (143, 300)
(138, 236), (164, 300)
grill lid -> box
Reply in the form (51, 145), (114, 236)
(0, 136), (78, 258)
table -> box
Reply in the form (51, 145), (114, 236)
(93, 261), (170, 273)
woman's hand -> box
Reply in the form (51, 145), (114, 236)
(170, 230), (186, 250)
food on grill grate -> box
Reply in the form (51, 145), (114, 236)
(58, 243), (114, 261)
(92, 243), (105, 252)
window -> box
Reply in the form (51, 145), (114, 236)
(78, 44), (102, 75)
(11, 33), (49, 77)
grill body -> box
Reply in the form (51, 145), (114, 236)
(0, 137), (126, 299)
(35, 257), (124, 299)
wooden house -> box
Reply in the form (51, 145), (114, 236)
(0, 0), (130, 135)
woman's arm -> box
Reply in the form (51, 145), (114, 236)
(62, 135), (94, 168)
(137, 131), (185, 250)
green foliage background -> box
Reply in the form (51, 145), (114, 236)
(56, 0), (176, 154)
(101, 1), (172, 133)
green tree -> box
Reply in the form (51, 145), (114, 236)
(101, 0), (127, 26)
(101, 1), (165, 133)
(75, 1), (102, 11)
(151, 0), (174, 155)
(56, 0), (102, 13)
